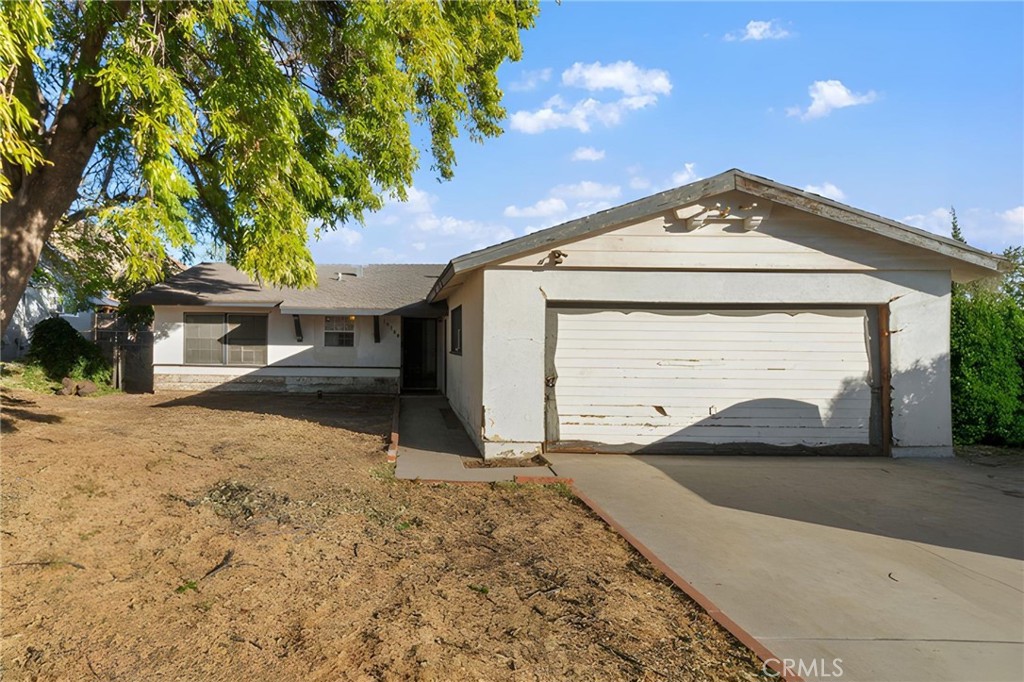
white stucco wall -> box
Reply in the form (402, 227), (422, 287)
(442, 271), (484, 449)
(152, 306), (402, 392)
(477, 268), (953, 458)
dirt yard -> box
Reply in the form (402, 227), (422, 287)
(1, 389), (764, 681)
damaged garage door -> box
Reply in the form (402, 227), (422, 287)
(545, 306), (882, 455)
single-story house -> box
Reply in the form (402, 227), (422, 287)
(134, 169), (1005, 459)
(132, 263), (446, 394)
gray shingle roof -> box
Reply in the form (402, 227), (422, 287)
(131, 262), (446, 316)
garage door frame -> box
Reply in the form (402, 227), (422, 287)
(544, 302), (892, 456)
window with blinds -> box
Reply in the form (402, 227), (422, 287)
(183, 314), (267, 366)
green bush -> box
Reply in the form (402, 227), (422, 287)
(28, 317), (111, 384)
(950, 287), (1024, 446)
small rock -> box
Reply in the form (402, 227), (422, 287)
(56, 377), (76, 396)
(76, 380), (98, 396)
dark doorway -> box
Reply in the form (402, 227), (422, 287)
(401, 318), (438, 391)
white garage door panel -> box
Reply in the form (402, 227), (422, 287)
(552, 403), (872, 419)
(550, 308), (875, 450)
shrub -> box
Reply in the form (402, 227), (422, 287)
(950, 287), (1024, 446)
(28, 317), (111, 384)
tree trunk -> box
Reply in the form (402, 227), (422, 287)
(0, 16), (114, 338)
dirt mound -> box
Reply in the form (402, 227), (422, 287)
(195, 480), (291, 524)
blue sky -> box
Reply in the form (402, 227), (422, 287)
(309, 1), (1024, 266)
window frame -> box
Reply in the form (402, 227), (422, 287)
(183, 313), (226, 365)
(182, 313), (268, 366)
(450, 305), (463, 356)
(324, 315), (356, 348)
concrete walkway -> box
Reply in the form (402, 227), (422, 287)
(547, 454), (1024, 682)
(395, 395), (555, 482)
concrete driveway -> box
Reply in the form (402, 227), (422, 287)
(546, 455), (1024, 682)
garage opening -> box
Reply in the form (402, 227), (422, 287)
(544, 305), (886, 455)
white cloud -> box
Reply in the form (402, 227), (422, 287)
(552, 180), (621, 200)
(803, 182), (846, 201)
(1000, 206), (1024, 234)
(372, 185), (516, 253)
(725, 20), (791, 42)
(787, 80), (877, 121)
(371, 247), (407, 263)
(412, 213), (513, 243)
(901, 206), (1024, 251)
(571, 146), (606, 162)
(311, 185), (520, 264)
(901, 207), (954, 236)
(504, 180), (621, 228)
(508, 67), (552, 92)
(400, 186), (434, 213)
(572, 200), (614, 215)
(509, 94), (658, 134)
(621, 163), (701, 196)
(503, 197), (568, 219)
(561, 61), (672, 97)
(309, 220), (364, 252)
(510, 61), (671, 134)
(670, 164), (699, 186)
(626, 165), (652, 190)
(334, 226), (363, 247)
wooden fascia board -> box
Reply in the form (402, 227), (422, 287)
(427, 262), (456, 303)
(734, 174), (1005, 273)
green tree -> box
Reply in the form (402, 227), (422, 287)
(0, 0), (539, 335)
(948, 211), (1024, 446)
(999, 245), (1023, 306)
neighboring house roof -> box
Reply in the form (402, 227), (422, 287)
(131, 262), (446, 317)
(428, 168), (1007, 301)
(89, 295), (120, 308)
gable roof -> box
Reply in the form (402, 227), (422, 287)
(132, 262), (446, 316)
(428, 169), (1006, 301)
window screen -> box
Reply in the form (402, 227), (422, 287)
(450, 305), (462, 355)
(184, 314), (224, 364)
(324, 316), (355, 347)
(225, 314), (268, 365)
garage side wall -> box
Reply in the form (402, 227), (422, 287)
(443, 271), (484, 450)
(480, 269), (953, 458)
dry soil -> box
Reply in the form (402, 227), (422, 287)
(1, 389), (764, 681)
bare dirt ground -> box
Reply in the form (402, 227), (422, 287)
(956, 444), (1024, 468)
(1, 389), (764, 681)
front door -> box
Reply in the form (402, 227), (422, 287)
(401, 318), (437, 391)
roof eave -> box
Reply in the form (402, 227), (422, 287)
(427, 262), (456, 303)
(732, 171), (1006, 274)
(438, 172), (738, 282)
(428, 169), (1006, 287)
(129, 292), (283, 307)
